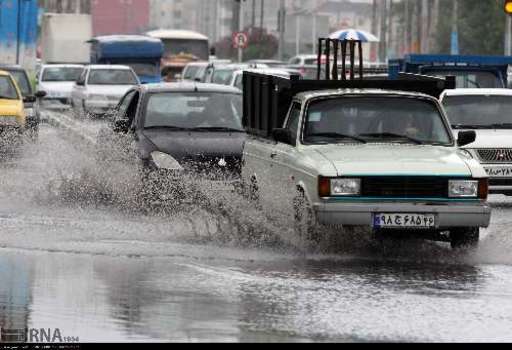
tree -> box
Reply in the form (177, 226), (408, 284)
(435, 0), (505, 55)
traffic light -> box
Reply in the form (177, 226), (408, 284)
(505, 0), (512, 15)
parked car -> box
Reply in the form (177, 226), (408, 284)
(229, 68), (301, 90)
(203, 63), (268, 85)
(246, 59), (286, 68)
(37, 64), (84, 108)
(71, 65), (140, 118)
(441, 88), (512, 196)
(242, 71), (491, 250)
(98, 83), (245, 197)
(181, 61), (209, 82)
(0, 65), (45, 138)
(0, 70), (27, 143)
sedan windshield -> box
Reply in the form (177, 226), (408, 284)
(443, 95), (512, 129)
(425, 70), (501, 88)
(304, 97), (452, 145)
(212, 69), (236, 85)
(144, 92), (243, 131)
(7, 70), (31, 96)
(88, 69), (138, 85)
(42, 67), (84, 82)
(0, 76), (19, 100)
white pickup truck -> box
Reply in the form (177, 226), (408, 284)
(241, 72), (491, 249)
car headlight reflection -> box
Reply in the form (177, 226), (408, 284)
(150, 151), (183, 171)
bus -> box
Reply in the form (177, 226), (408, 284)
(146, 29), (209, 80)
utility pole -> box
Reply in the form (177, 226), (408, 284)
(371, 0), (378, 61)
(251, 0), (256, 29)
(421, 0), (429, 53)
(388, 0), (393, 58)
(239, 0), (244, 62)
(378, 0), (387, 62)
(451, 0), (459, 55)
(278, 0), (285, 61)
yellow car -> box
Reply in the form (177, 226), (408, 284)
(0, 70), (25, 138)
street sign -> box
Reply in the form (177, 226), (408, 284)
(233, 32), (249, 49)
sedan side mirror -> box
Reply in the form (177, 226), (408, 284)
(35, 91), (47, 99)
(23, 96), (37, 103)
(457, 130), (476, 147)
(113, 118), (130, 133)
(272, 128), (293, 145)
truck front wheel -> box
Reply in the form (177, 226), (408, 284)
(450, 227), (480, 250)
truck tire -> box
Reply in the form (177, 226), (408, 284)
(450, 227), (480, 250)
(294, 190), (321, 244)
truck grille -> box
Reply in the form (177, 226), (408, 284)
(361, 177), (449, 198)
(477, 149), (512, 163)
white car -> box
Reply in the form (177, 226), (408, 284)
(441, 88), (512, 196)
(37, 64), (84, 107)
(71, 65), (140, 117)
(229, 68), (300, 90)
(242, 73), (491, 250)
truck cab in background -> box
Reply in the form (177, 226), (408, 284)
(389, 55), (512, 88)
(88, 35), (164, 84)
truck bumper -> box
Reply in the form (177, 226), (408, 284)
(314, 201), (491, 228)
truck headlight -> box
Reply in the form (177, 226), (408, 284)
(319, 177), (361, 197)
(449, 180), (478, 198)
(150, 151), (183, 171)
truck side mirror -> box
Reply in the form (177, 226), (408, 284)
(457, 130), (476, 147)
(272, 128), (293, 145)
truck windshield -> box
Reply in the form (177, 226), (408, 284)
(6, 70), (31, 96)
(162, 39), (209, 61)
(0, 76), (19, 100)
(88, 69), (138, 85)
(303, 97), (452, 145)
(425, 70), (501, 88)
(42, 67), (84, 82)
(144, 92), (243, 131)
(443, 95), (512, 129)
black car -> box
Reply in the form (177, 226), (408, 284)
(0, 65), (46, 138)
(100, 82), (246, 196)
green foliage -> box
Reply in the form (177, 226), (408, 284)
(436, 0), (506, 55)
(214, 27), (279, 61)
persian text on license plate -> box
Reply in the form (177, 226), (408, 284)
(484, 166), (512, 178)
(373, 213), (436, 229)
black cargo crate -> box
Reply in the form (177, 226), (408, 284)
(242, 71), (455, 138)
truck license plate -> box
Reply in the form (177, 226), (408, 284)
(484, 166), (512, 178)
(373, 213), (436, 229)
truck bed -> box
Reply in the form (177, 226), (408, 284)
(242, 72), (455, 138)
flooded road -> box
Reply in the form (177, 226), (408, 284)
(1, 119), (512, 342)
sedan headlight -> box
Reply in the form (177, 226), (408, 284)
(319, 177), (361, 197)
(150, 151), (183, 171)
(449, 180), (478, 198)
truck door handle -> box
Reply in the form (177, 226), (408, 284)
(270, 152), (278, 159)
